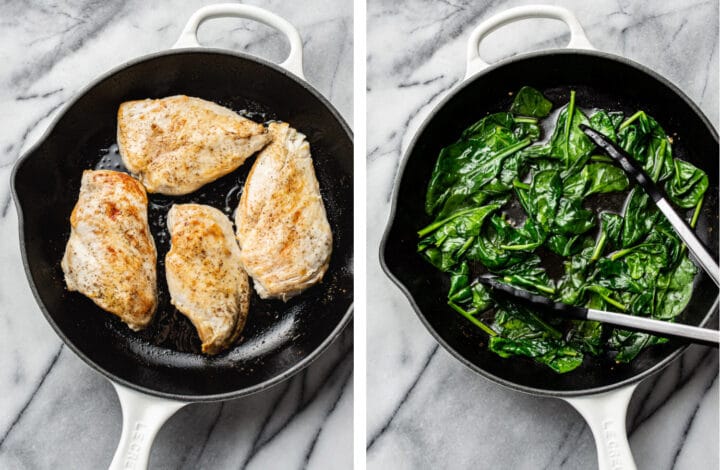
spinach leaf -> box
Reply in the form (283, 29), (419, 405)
(553, 198), (595, 235)
(599, 212), (624, 252)
(567, 320), (603, 356)
(646, 217), (683, 268)
(567, 294), (605, 356)
(547, 91), (594, 170)
(617, 111), (673, 182)
(594, 258), (644, 294)
(527, 169), (562, 230)
(584, 163), (629, 196)
(562, 170), (588, 200)
(654, 255), (696, 320)
(563, 163), (628, 199)
(610, 328), (667, 363)
(448, 262), (494, 316)
(585, 285), (627, 312)
(589, 110), (618, 143)
(467, 214), (532, 270)
(418, 203), (503, 271)
(469, 213), (547, 273)
(489, 303), (583, 373)
(419, 87), (704, 373)
(425, 112), (535, 217)
(498, 216), (546, 251)
(665, 159), (708, 208)
(556, 247), (595, 305)
(546, 233), (586, 257)
(509, 86), (553, 118)
(621, 187), (658, 248)
(499, 256), (555, 295)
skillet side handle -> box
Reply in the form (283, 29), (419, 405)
(465, 5), (595, 79)
(173, 3), (305, 79)
(564, 384), (638, 470)
(108, 383), (188, 470)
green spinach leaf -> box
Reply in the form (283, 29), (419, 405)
(665, 159), (708, 209)
(509, 86), (553, 118)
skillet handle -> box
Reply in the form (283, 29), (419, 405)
(173, 3), (305, 79)
(465, 5), (595, 79)
(563, 384), (638, 470)
(107, 383), (188, 470)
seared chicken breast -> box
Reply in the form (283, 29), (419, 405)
(235, 122), (332, 300)
(61, 170), (157, 331)
(165, 204), (250, 354)
(117, 95), (270, 195)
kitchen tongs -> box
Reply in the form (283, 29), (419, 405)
(580, 124), (720, 286)
(478, 275), (719, 346)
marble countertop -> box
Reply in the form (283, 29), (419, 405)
(0, 1), (352, 469)
(367, 1), (718, 469)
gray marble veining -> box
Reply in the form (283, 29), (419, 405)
(367, 1), (718, 469)
(0, 1), (352, 469)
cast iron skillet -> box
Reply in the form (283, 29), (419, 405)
(11, 5), (352, 469)
(380, 6), (717, 470)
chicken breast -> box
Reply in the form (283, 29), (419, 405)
(61, 170), (157, 331)
(235, 122), (332, 300)
(165, 204), (250, 354)
(117, 95), (270, 195)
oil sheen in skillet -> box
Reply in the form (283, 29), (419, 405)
(95, 106), (277, 354)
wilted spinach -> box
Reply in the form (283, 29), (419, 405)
(510, 86), (553, 118)
(418, 86), (707, 373)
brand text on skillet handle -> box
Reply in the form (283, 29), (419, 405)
(602, 419), (625, 470)
(109, 383), (187, 470)
(123, 422), (149, 469)
(564, 385), (638, 470)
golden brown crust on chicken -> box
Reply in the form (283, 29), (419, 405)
(165, 204), (250, 354)
(235, 122), (332, 301)
(61, 170), (157, 330)
(117, 95), (270, 195)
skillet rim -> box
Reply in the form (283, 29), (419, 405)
(11, 47), (354, 402)
(379, 48), (719, 398)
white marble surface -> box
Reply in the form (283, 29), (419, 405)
(0, 1), (352, 469)
(368, 1), (719, 469)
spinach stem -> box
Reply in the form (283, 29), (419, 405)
(563, 91), (576, 164)
(650, 139), (666, 181)
(503, 276), (555, 295)
(609, 246), (634, 260)
(678, 196), (705, 257)
(494, 137), (533, 161)
(417, 207), (478, 237)
(619, 110), (645, 130)
(690, 196), (704, 229)
(448, 301), (498, 336)
(457, 236), (475, 257)
(513, 116), (538, 124)
(534, 284), (556, 295)
(590, 155), (613, 163)
(514, 184), (532, 215)
(588, 286), (627, 311)
(500, 243), (540, 251)
(448, 287), (471, 302)
(590, 231), (607, 262)
(512, 179), (531, 190)
(602, 295), (626, 312)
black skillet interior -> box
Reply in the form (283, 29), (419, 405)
(382, 51), (719, 396)
(13, 50), (353, 400)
